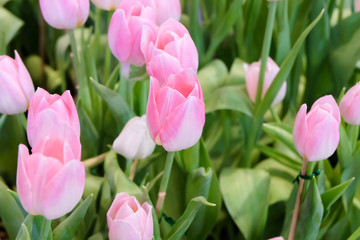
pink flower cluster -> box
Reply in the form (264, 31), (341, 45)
(17, 88), (85, 220)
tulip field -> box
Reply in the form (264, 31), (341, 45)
(1, 0), (360, 239)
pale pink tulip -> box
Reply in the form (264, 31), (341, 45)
(27, 88), (80, 149)
(113, 115), (155, 159)
(107, 193), (153, 240)
(268, 237), (284, 240)
(17, 136), (84, 220)
(108, 0), (158, 66)
(142, 18), (198, 74)
(154, 0), (181, 25)
(39, 0), (89, 29)
(0, 51), (34, 115)
(91, 0), (122, 10)
(340, 83), (360, 125)
(356, 0), (360, 12)
(243, 57), (286, 105)
(293, 95), (340, 161)
(147, 69), (205, 151)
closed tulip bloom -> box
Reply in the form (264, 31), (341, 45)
(154, 0), (181, 25)
(108, 0), (158, 66)
(0, 51), (34, 115)
(293, 95), (340, 161)
(39, 0), (89, 29)
(244, 57), (286, 105)
(27, 88), (80, 148)
(142, 19), (198, 73)
(147, 69), (205, 151)
(107, 193), (153, 240)
(113, 115), (155, 159)
(340, 83), (360, 125)
(17, 135), (84, 220)
(91, 0), (122, 10)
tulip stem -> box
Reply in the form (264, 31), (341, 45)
(288, 156), (308, 240)
(129, 158), (139, 181)
(39, 217), (52, 240)
(83, 152), (107, 168)
(156, 151), (175, 216)
(270, 107), (281, 123)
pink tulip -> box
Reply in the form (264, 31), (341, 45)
(27, 88), (80, 149)
(356, 0), (360, 12)
(340, 83), (360, 125)
(113, 115), (155, 159)
(39, 0), (89, 29)
(293, 95), (340, 161)
(0, 51), (34, 115)
(142, 18), (198, 75)
(154, 0), (181, 25)
(91, 0), (122, 10)
(243, 57), (286, 105)
(268, 237), (284, 240)
(108, 0), (158, 66)
(107, 192), (153, 240)
(147, 69), (205, 151)
(17, 135), (84, 220)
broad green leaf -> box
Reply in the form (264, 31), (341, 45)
(220, 168), (270, 239)
(337, 123), (353, 169)
(197, 59), (228, 97)
(257, 144), (302, 170)
(15, 223), (31, 240)
(88, 232), (105, 240)
(321, 177), (354, 213)
(205, 85), (253, 116)
(348, 224), (360, 240)
(182, 141), (200, 173)
(164, 196), (215, 240)
(0, 181), (25, 239)
(7, 189), (28, 218)
(53, 194), (93, 240)
(255, 9), (324, 117)
(0, 7), (23, 45)
(228, 58), (246, 85)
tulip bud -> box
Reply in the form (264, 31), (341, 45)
(108, 0), (158, 66)
(147, 69), (205, 151)
(268, 237), (285, 240)
(154, 0), (181, 25)
(27, 88), (80, 149)
(91, 0), (122, 10)
(107, 193), (153, 240)
(293, 95), (340, 161)
(113, 115), (155, 159)
(339, 83), (360, 125)
(243, 57), (286, 105)
(0, 51), (34, 115)
(39, 0), (89, 29)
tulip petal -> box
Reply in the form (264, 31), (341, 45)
(109, 219), (142, 240)
(340, 83), (360, 125)
(146, 53), (182, 84)
(15, 51), (34, 103)
(16, 144), (32, 214)
(141, 203), (153, 240)
(293, 104), (307, 158)
(147, 77), (161, 141)
(311, 95), (340, 124)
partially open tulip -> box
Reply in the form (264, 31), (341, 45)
(340, 83), (360, 125)
(108, 0), (158, 66)
(91, 0), (122, 10)
(243, 57), (286, 105)
(154, 0), (181, 25)
(147, 69), (205, 151)
(107, 193), (153, 240)
(27, 88), (80, 148)
(142, 19), (198, 74)
(17, 135), (84, 220)
(39, 0), (89, 29)
(113, 115), (155, 159)
(0, 51), (34, 115)
(293, 95), (340, 161)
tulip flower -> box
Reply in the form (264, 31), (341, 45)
(27, 88), (80, 149)
(113, 115), (155, 160)
(0, 51), (34, 115)
(142, 18), (198, 75)
(339, 83), (360, 125)
(356, 0), (360, 12)
(243, 57), (286, 105)
(154, 0), (181, 25)
(293, 95), (340, 161)
(147, 69), (205, 151)
(107, 192), (153, 240)
(17, 134), (84, 220)
(108, 0), (158, 66)
(91, 0), (122, 10)
(39, 0), (89, 29)
(268, 237), (284, 240)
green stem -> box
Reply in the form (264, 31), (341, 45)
(103, 11), (114, 84)
(270, 107), (281, 123)
(243, 117), (262, 168)
(125, 159), (132, 177)
(156, 151), (175, 216)
(338, 0), (345, 24)
(18, 113), (27, 131)
(39, 218), (52, 240)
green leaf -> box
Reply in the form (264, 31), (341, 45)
(205, 85), (253, 116)
(164, 196), (215, 240)
(0, 7), (23, 45)
(220, 168), (270, 239)
(197, 59), (228, 97)
(347, 224), (360, 240)
(15, 223), (31, 240)
(0, 181), (25, 239)
(337, 123), (353, 169)
(228, 58), (246, 85)
(321, 177), (354, 213)
(257, 144), (302, 170)
(255, 9), (324, 117)
(7, 189), (28, 218)
(53, 194), (93, 240)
